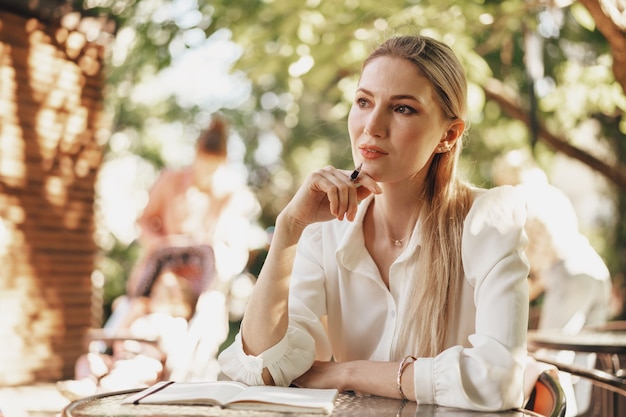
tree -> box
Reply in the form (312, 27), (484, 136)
(74, 0), (626, 317)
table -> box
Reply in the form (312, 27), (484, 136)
(527, 330), (626, 356)
(527, 330), (626, 376)
(62, 390), (539, 417)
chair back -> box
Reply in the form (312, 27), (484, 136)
(132, 244), (217, 300)
(524, 371), (567, 417)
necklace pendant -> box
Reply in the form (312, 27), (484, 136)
(394, 239), (403, 247)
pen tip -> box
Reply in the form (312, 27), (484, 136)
(350, 163), (362, 182)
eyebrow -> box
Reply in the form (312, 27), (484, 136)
(356, 87), (425, 104)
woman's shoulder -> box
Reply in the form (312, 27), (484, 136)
(462, 185), (529, 281)
(470, 184), (525, 208)
(469, 183), (520, 199)
(465, 184), (527, 233)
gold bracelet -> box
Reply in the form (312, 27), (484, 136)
(397, 355), (417, 400)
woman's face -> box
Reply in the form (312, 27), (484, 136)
(348, 56), (460, 184)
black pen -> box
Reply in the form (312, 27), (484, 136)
(350, 163), (363, 182)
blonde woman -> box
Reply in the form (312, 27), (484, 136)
(219, 34), (530, 411)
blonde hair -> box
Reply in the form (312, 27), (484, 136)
(366, 35), (474, 358)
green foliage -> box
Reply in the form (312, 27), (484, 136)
(73, 0), (624, 302)
(98, 238), (141, 320)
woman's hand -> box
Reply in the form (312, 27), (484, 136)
(282, 166), (381, 227)
(292, 361), (349, 391)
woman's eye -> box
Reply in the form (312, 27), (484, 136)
(396, 105), (415, 114)
(356, 98), (369, 108)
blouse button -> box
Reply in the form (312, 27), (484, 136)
(390, 310), (396, 318)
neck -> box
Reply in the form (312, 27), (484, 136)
(371, 192), (421, 247)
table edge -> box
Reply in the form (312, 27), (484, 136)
(62, 388), (142, 417)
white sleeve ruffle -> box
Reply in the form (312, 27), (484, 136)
(217, 322), (316, 386)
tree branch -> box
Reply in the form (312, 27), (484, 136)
(483, 77), (626, 189)
(579, 0), (626, 94)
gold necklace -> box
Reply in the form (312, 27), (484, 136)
(374, 206), (410, 248)
(392, 238), (404, 247)
(379, 222), (407, 248)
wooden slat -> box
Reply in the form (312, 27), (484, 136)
(8, 258), (95, 273)
(12, 262), (96, 275)
(1, 188), (96, 204)
(0, 7), (108, 385)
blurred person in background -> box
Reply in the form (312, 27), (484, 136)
(130, 115), (261, 297)
(130, 114), (263, 361)
(59, 116), (262, 399)
(493, 150), (612, 416)
(493, 151), (611, 332)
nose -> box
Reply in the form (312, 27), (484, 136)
(363, 108), (387, 138)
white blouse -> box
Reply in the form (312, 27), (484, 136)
(218, 185), (530, 411)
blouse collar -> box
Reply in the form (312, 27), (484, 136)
(335, 195), (422, 272)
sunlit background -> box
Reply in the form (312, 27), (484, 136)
(97, 26), (253, 248)
(21, 0), (620, 326)
(1, 0), (625, 393)
(95, 0), (614, 260)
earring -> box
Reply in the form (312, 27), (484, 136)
(437, 142), (451, 153)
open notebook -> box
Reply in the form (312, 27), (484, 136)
(123, 380), (339, 414)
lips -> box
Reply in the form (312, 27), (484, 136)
(359, 144), (388, 159)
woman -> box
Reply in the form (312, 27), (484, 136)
(132, 116), (259, 291)
(218, 34), (530, 411)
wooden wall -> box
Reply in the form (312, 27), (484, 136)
(0, 9), (110, 385)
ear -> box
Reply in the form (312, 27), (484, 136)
(435, 119), (465, 153)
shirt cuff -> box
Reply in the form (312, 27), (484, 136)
(413, 357), (434, 404)
(260, 334), (291, 386)
(218, 333), (265, 385)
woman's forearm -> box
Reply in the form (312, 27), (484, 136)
(297, 360), (414, 401)
(346, 360), (414, 400)
(240, 212), (307, 358)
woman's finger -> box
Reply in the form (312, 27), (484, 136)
(321, 168), (356, 220)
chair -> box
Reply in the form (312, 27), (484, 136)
(130, 244), (217, 298)
(524, 370), (567, 417)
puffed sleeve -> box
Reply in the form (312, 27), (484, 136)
(218, 223), (332, 386)
(413, 185), (530, 411)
